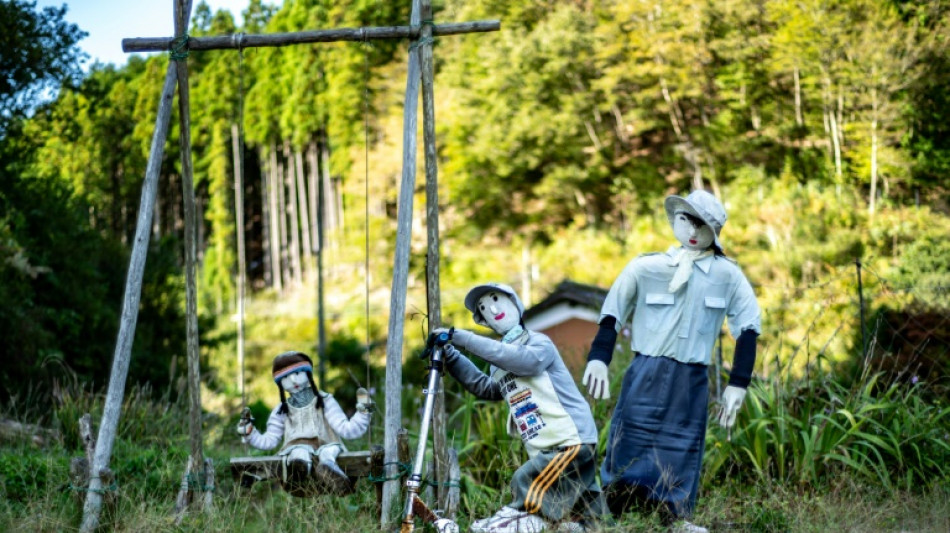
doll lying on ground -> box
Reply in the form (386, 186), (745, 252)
(237, 351), (373, 496)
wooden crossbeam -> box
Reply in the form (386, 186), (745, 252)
(122, 21), (500, 53)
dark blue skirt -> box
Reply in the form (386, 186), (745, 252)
(601, 354), (708, 518)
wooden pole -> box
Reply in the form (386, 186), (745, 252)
(171, 0), (210, 518)
(79, 59), (179, 533)
(418, 0), (451, 517)
(382, 0), (423, 525)
(122, 21), (501, 53)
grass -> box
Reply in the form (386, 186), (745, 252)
(1, 438), (947, 533)
(3, 355), (950, 531)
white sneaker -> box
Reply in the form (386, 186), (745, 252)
(434, 518), (460, 533)
(670, 520), (708, 533)
(485, 511), (548, 533)
(471, 506), (521, 532)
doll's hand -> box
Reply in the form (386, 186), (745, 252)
(236, 407), (254, 438)
(431, 327), (454, 345)
(717, 385), (747, 429)
(436, 327), (470, 350)
(355, 387), (375, 414)
(236, 420), (254, 437)
(582, 360), (610, 400)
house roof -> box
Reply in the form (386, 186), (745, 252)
(523, 279), (608, 322)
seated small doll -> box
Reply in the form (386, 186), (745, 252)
(237, 351), (373, 495)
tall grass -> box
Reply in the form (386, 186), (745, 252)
(705, 371), (950, 491)
(3, 344), (949, 531)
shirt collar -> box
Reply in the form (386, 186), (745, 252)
(666, 245), (715, 273)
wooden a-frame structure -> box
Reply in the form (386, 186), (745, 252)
(79, 1), (499, 531)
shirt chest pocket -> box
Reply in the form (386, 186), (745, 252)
(697, 296), (727, 334)
(643, 292), (675, 330)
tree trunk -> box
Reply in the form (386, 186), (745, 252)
(869, 89), (879, 216)
(307, 140), (319, 254)
(276, 149), (290, 288)
(285, 144), (302, 287)
(321, 130), (339, 247)
(294, 150), (312, 274)
(260, 147), (272, 288)
(268, 144), (282, 291)
(794, 66), (803, 127)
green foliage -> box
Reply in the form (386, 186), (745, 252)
(0, 447), (63, 504)
(0, 169), (122, 404)
(705, 372), (950, 490)
(0, 0), (87, 135)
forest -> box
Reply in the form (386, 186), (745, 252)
(1, 0), (949, 531)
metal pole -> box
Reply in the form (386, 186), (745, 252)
(402, 334), (448, 532)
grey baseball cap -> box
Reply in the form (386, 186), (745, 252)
(664, 189), (727, 250)
(464, 282), (525, 327)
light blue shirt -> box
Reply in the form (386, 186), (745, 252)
(600, 246), (761, 366)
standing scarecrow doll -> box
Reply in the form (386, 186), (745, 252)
(582, 190), (761, 533)
(237, 351), (373, 496)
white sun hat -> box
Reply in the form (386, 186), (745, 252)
(664, 189), (728, 250)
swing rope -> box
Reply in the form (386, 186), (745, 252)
(361, 36), (374, 448)
(235, 39), (248, 413)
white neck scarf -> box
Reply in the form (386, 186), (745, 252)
(668, 248), (713, 293)
(501, 324), (525, 344)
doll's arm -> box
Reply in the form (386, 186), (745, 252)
(452, 329), (553, 376)
(442, 344), (503, 400)
(244, 405), (284, 450)
(718, 328), (758, 429)
(583, 316), (618, 400)
(323, 394), (370, 440)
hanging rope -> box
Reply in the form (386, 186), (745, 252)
(361, 38), (374, 446)
(235, 39), (248, 412)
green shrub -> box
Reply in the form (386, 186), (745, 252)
(0, 447), (66, 504)
(705, 372), (950, 490)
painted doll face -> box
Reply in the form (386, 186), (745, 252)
(477, 291), (520, 335)
(280, 370), (311, 395)
(673, 212), (715, 251)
